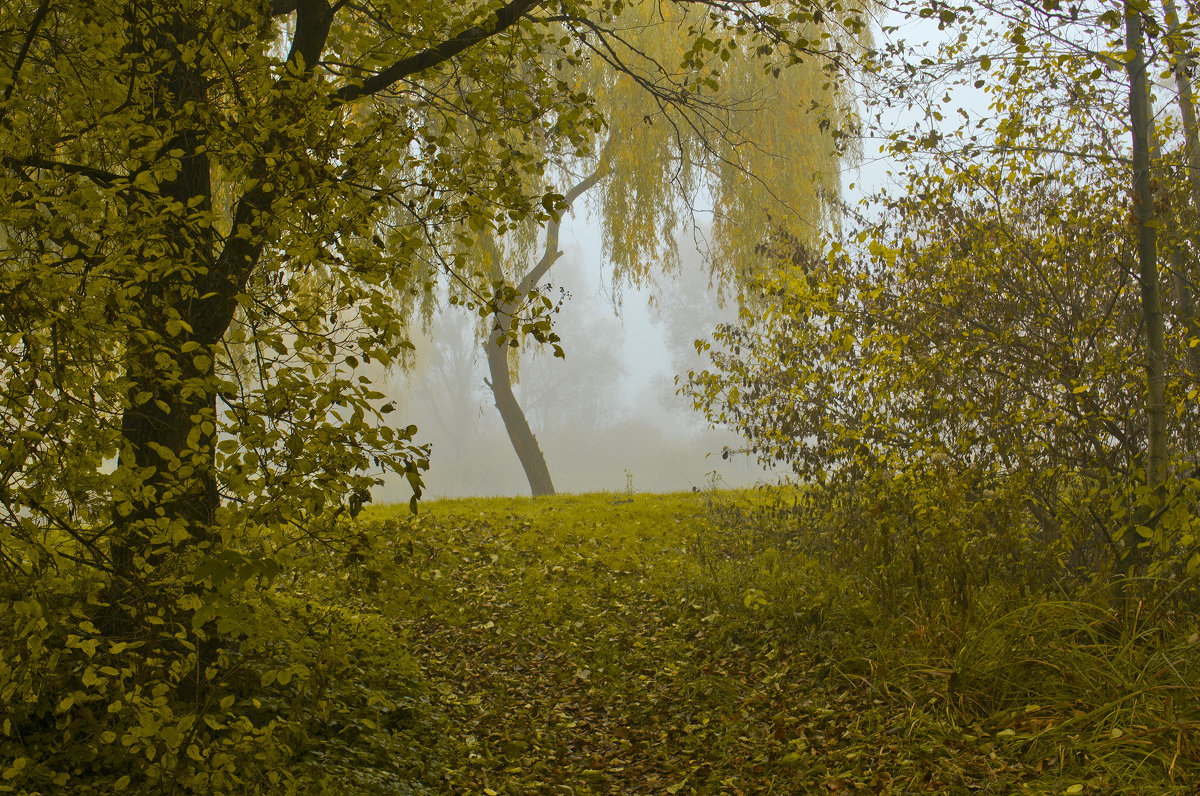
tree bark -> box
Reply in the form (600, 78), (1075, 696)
(105, 2), (336, 637)
(485, 337), (557, 497)
(107, 12), (221, 627)
(1122, 1), (1168, 582)
(481, 227), (558, 497)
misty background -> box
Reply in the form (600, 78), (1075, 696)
(372, 218), (772, 500)
(370, 8), (936, 503)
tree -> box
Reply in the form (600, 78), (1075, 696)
(463, 0), (867, 495)
(1123, 0), (1167, 586)
(687, 0), (1200, 590)
(0, 0), (851, 788)
(391, 254), (629, 496)
(1160, 0), (1200, 379)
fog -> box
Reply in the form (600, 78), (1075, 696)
(372, 223), (772, 501)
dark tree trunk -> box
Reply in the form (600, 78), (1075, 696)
(107, 12), (221, 630)
(478, 156), (611, 497)
(104, 3), (335, 629)
(485, 334), (556, 497)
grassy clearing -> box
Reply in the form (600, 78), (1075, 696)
(301, 490), (1200, 794)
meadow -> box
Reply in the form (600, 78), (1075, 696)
(287, 489), (1200, 795)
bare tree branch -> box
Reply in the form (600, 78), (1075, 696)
(336, 0), (545, 102)
(3, 0), (51, 106)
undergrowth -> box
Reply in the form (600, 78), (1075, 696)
(0, 558), (431, 794)
(328, 488), (1200, 794)
(27, 487), (1188, 792)
(693, 484), (1200, 793)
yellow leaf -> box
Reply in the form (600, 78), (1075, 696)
(2, 757), (28, 779)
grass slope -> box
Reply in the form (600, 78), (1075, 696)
(323, 491), (1200, 795)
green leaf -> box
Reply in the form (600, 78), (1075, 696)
(2, 757), (28, 780)
(191, 604), (217, 630)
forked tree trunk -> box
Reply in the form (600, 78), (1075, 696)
(106, 14), (221, 630)
(105, 2), (335, 633)
(479, 153), (611, 497)
(481, 232), (558, 497)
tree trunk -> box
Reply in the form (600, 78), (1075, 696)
(479, 154), (611, 497)
(1122, 1), (1168, 582)
(1161, 0), (1200, 379)
(106, 13), (221, 631)
(104, 3), (335, 628)
(485, 334), (557, 496)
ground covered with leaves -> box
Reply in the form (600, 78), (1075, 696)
(303, 491), (1200, 794)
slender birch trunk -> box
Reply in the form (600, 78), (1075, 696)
(1161, 0), (1200, 379)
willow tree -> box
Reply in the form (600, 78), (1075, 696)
(463, 0), (865, 495)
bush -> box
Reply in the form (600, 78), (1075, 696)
(0, 564), (430, 795)
(696, 480), (1200, 788)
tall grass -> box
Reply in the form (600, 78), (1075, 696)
(692, 482), (1200, 791)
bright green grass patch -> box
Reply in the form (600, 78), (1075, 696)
(305, 490), (1200, 795)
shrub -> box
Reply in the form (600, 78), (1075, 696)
(0, 565), (430, 795)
